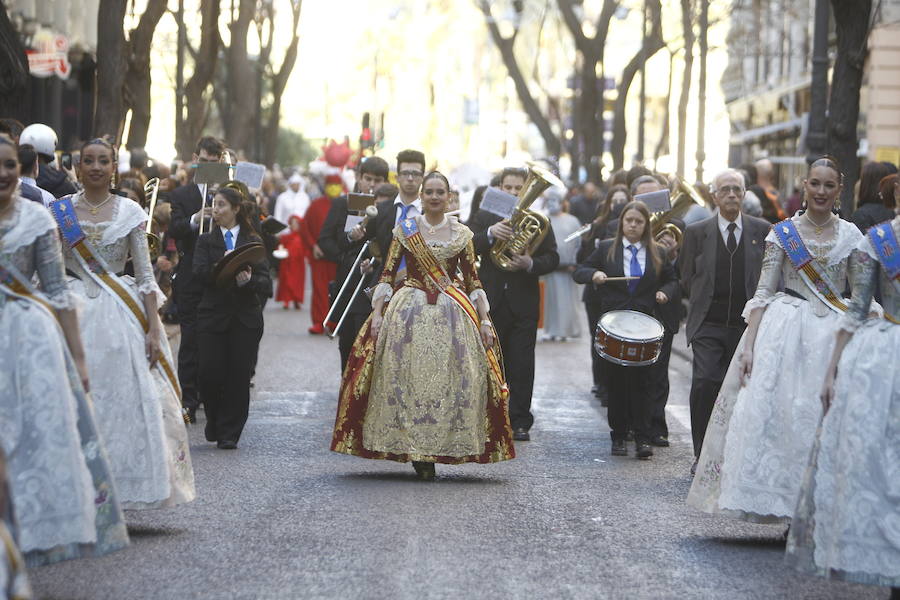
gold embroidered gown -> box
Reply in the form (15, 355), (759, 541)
(331, 216), (514, 464)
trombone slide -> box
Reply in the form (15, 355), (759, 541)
(323, 240), (370, 330)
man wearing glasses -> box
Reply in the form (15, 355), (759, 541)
(679, 169), (771, 473)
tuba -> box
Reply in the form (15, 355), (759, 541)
(649, 176), (705, 246)
(490, 162), (565, 271)
(143, 177), (162, 260)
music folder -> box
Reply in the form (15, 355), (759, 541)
(633, 189), (671, 214)
(193, 162), (231, 185)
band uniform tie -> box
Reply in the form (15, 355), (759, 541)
(727, 222), (737, 253)
(628, 244), (641, 294)
(225, 229), (234, 251)
(397, 203), (412, 273)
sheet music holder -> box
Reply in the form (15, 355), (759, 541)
(347, 193), (375, 214)
(633, 189), (671, 214)
(479, 187), (518, 219)
(193, 162), (231, 185)
(234, 162), (266, 190)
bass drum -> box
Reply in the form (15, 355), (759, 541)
(594, 310), (665, 367)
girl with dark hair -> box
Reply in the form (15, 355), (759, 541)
(688, 156), (866, 525)
(60, 138), (195, 510)
(573, 201), (678, 459)
(332, 171), (514, 480)
(193, 184), (272, 449)
(0, 135), (129, 565)
(850, 161), (894, 232)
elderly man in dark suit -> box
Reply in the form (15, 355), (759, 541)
(680, 169), (771, 470)
(168, 135), (226, 423)
(470, 167), (560, 441)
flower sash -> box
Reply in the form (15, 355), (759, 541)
(773, 218), (847, 314)
(49, 195), (181, 400)
(399, 217), (508, 400)
(867, 220), (900, 324)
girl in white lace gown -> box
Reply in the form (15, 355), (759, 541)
(0, 137), (128, 566)
(687, 157), (864, 523)
(785, 218), (900, 592)
(62, 139), (195, 509)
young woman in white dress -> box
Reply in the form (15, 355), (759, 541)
(785, 215), (900, 597)
(62, 138), (195, 509)
(687, 157), (865, 524)
(0, 136), (128, 566)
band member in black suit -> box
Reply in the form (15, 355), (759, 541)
(317, 156), (389, 370)
(193, 185), (272, 449)
(679, 169), (770, 469)
(168, 136), (226, 423)
(470, 167), (560, 441)
(573, 201), (678, 459)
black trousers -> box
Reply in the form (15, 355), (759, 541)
(199, 322), (263, 444)
(649, 331), (674, 438)
(585, 301), (607, 392)
(689, 321), (744, 456)
(491, 301), (537, 431)
(603, 360), (652, 443)
(338, 311), (370, 373)
(175, 277), (202, 410)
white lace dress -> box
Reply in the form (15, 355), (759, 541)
(786, 221), (900, 587)
(64, 194), (195, 509)
(0, 197), (128, 566)
(687, 218), (863, 523)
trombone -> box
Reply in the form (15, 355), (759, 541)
(324, 205), (379, 338)
(144, 177), (162, 260)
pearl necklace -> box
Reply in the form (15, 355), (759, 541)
(804, 211), (832, 236)
(81, 192), (114, 215)
(424, 215), (448, 235)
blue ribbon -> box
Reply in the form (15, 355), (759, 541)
(867, 221), (900, 280)
(49, 195), (85, 248)
(773, 219), (813, 269)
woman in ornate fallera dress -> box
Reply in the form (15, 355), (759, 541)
(687, 157), (866, 523)
(0, 136), (128, 566)
(331, 171), (514, 480)
(785, 214), (900, 596)
(60, 138), (195, 509)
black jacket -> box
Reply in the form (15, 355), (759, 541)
(193, 226), (272, 333)
(851, 202), (894, 234)
(573, 238), (678, 318)
(470, 209), (560, 320)
(36, 164), (77, 199)
(318, 195), (375, 315)
(168, 183), (205, 291)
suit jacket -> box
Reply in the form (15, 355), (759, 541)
(362, 200), (410, 283)
(318, 195), (374, 315)
(193, 226), (272, 333)
(168, 183), (205, 292)
(470, 209), (560, 320)
(573, 239), (678, 318)
(680, 213), (770, 343)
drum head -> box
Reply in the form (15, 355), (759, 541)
(599, 310), (664, 342)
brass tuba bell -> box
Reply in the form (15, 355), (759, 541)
(490, 162), (565, 271)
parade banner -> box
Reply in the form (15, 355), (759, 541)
(773, 218), (847, 314)
(50, 196), (182, 400)
(399, 217), (508, 400)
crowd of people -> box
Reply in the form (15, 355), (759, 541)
(0, 110), (897, 599)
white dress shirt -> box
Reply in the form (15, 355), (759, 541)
(717, 212), (743, 246)
(20, 176), (55, 207)
(220, 224), (241, 249)
(393, 197), (422, 224)
(622, 239), (646, 276)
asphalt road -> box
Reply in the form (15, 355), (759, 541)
(29, 298), (887, 599)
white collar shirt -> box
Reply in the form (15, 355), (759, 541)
(393, 197), (422, 224)
(622, 239), (646, 276)
(20, 176), (54, 207)
(717, 212), (743, 246)
(220, 224), (241, 249)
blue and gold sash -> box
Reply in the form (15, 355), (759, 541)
(867, 220), (900, 324)
(399, 217), (508, 400)
(49, 195), (182, 400)
(773, 218), (847, 314)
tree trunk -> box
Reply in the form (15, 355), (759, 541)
(263, 1), (303, 168)
(0, 1), (30, 121)
(93, 0), (129, 141)
(676, 0), (695, 178)
(694, 0), (709, 182)
(654, 49), (675, 161)
(611, 0), (664, 171)
(479, 1), (560, 157)
(224, 0), (258, 158)
(124, 0), (168, 150)
(827, 0), (872, 217)
(176, 0), (219, 160)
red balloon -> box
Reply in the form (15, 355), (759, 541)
(323, 139), (352, 168)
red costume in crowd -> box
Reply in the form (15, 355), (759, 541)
(275, 215), (306, 309)
(301, 175), (340, 334)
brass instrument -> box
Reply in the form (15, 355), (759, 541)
(143, 177), (162, 260)
(490, 162), (565, 270)
(324, 205), (379, 338)
(649, 177), (704, 246)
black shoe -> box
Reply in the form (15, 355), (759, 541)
(205, 425), (217, 443)
(690, 459), (699, 475)
(625, 430), (635, 442)
(183, 406), (197, 424)
(591, 384), (600, 396)
(512, 427), (530, 441)
(636, 443), (653, 459)
(217, 440), (237, 450)
(412, 461), (435, 481)
(611, 440), (628, 456)
(650, 435), (669, 447)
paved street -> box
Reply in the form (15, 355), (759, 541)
(30, 300), (886, 600)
